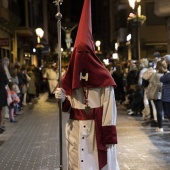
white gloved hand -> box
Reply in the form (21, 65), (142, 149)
(55, 88), (66, 103)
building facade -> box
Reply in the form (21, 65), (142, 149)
(0, 0), (20, 62)
(109, 0), (168, 61)
(0, 0), (49, 67)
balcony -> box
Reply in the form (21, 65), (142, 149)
(16, 27), (34, 37)
(0, 0), (21, 33)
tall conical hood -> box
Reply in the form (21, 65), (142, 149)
(74, 0), (95, 51)
(62, 0), (116, 95)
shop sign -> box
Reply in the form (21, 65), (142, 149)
(0, 38), (9, 47)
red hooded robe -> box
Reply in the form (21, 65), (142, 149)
(61, 0), (117, 169)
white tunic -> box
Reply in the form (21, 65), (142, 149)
(43, 68), (58, 93)
(65, 86), (119, 170)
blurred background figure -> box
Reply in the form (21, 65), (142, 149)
(43, 63), (58, 98)
(138, 58), (149, 87)
(27, 66), (36, 104)
(2, 57), (12, 82)
(126, 85), (144, 116)
(126, 63), (139, 94)
(8, 82), (20, 123)
(111, 66), (125, 105)
(148, 59), (167, 132)
(2, 57), (12, 119)
(160, 54), (170, 127)
(31, 65), (42, 99)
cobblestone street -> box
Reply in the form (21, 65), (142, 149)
(0, 92), (170, 170)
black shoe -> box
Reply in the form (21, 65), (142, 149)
(151, 121), (158, 127)
(142, 121), (150, 126)
(10, 120), (17, 123)
(0, 126), (5, 132)
(1, 125), (5, 129)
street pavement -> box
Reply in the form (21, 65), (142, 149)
(0, 92), (170, 170)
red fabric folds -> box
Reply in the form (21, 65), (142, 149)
(62, 46), (117, 95)
(62, 98), (71, 112)
(102, 125), (117, 144)
(74, 0), (95, 51)
(70, 107), (95, 120)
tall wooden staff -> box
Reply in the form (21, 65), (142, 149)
(53, 0), (63, 169)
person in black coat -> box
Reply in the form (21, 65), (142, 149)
(126, 63), (139, 93)
(160, 54), (170, 126)
(111, 69), (125, 104)
(0, 62), (9, 133)
(127, 85), (144, 115)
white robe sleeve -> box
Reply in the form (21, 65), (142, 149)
(101, 86), (118, 145)
(102, 86), (117, 126)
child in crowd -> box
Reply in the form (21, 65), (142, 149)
(8, 82), (20, 123)
(10, 67), (21, 115)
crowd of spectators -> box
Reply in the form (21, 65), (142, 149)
(0, 57), (59, 134)
(109, 52), (170, 133)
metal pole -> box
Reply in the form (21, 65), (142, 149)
(138, 26), (141, 61)
(135, 25), (139, 60)
(53, 1), (63, 169)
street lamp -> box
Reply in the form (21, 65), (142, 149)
(35, 28), (44, 44)
(95, 40), (101, 52)
(128, 0), (142, 16)
(128, 0), (146, 60)
(35, 28), (44, 67)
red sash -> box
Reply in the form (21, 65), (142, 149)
(70, 107), (107, 169)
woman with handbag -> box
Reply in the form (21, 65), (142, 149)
(160, 55), (170, 127)
(147, 59), (167, 132)
(142, 58), (159, 127)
